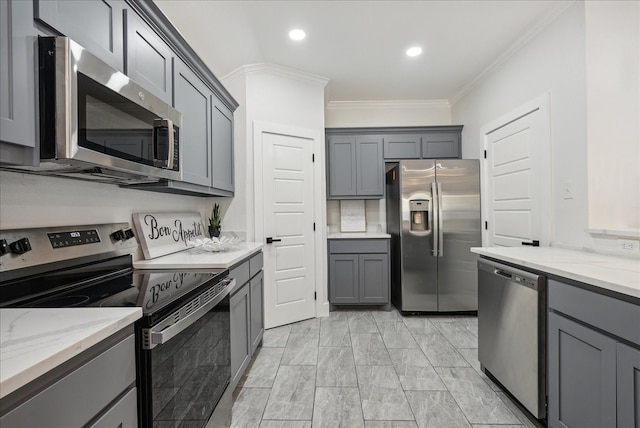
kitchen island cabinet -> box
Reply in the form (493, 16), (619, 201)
(0, 308), (141, 427)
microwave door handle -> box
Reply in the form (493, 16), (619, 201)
(153, 118), (174, 169)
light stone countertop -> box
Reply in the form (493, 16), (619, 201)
(0, 308), (142, 399)
(133, 242), (263, 270)
(328, 232), (391, 239)
(471, 246), (640, 300)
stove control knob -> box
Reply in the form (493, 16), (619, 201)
(124, 229), (135, 240)
(0, 239), (9, 256)
(9, 238), (32, 255)
(111, 229), (126, 241)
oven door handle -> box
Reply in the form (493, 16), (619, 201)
(147, 278), (235, 348)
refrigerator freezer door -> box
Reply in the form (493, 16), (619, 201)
(399, 160), (438, 311)
(436, 160), (481, 311)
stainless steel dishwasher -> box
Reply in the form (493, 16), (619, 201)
(478, 258), (547, 419)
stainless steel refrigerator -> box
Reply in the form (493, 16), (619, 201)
(385, 159), (481, 312)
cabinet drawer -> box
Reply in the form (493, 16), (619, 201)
(329, 239), (389, 254)
(230, 260), (250, 288)
(1, 334), (135, 427)
(549, 279), (640, 346)
(250, 252), (264, 278)
(89, 387), (137, 428)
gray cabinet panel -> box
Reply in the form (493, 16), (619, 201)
(617, 343), (640, 428)
(329, 254), (359, 304)
(422, 133), (460, 158)
(356, 136), (384, 197)
(173, 58), (212, 187)
(1, 335), (135, 428)
(230, 260), (250, 287)
(212, 96), (234, 192)
(34, 0), (125, 71)
(250, 271), (264, 354)
(383, 135), (421, 159)
(124, 9), (173, 104)
(0, 0), (38, 165)
(359, 253), (388, 303)
(230, 281), (250, 388)
(548, 312), (617, 428)
(249, 252), (264, 278)
(327, 136), (357, 197)
(329, 239), (389, 254)
(89, 387), (137, 428)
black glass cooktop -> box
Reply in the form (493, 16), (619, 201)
(0, 255), (228, 321)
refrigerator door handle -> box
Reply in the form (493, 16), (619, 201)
(437, 182), (444, 257)
(431, 182), (438, 256)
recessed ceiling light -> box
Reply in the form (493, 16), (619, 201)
(406, 46), (422, 57)
(289, 29), (306, 41)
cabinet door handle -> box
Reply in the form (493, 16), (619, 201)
(266, 237), (282, 244)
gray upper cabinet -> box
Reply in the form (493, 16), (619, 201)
(211, 97), (234, 193)
(173, 58), (212, 187)
(356, 137), (384, 196)
(422, 132), (460, 158)
(327, 136), (357, 197)
(0, 0), (38, 166)
(34, 0), (125, 71)
(124, 9), (173, 104)
(326, 135), (383, 199)
(382, 135), (422, 159)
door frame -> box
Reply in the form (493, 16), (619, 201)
(479, 93), (552, 247)
(252, 120), (329, 323)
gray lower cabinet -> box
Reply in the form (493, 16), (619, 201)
(548, 278), (640, 428)
(34, 0), (125, 71)
(124, 9), (173, 104)
(230, 279), (251, 387)
(617, 343), (640, 428)
(0, 0), (38, 166)
(230, 251), (264, 387)
(326, 135), (384, 199)
(328, 239), (390, 307)
(0, 333), (136, 427)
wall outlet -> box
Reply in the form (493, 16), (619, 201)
(617, 239), (640, 253)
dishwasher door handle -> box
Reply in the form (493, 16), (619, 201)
(495, 269), (512, 279)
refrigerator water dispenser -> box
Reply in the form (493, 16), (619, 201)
(409, 200), (430, 231)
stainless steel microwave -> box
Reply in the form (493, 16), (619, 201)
(34, 36), (182, 184)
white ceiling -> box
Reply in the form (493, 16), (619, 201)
(155, 0), (565, 103)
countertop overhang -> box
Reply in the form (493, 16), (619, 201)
(471, 246), (640, 300)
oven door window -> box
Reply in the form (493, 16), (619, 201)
(149, 295), (230, 427)
(77, 73), (156, 165)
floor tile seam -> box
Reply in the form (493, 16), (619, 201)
(407, 323), (471, 368)
(445, 383), (521, 426)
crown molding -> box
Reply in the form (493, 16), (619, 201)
(450, 1), (575, 106)
(325, 99), (450, 110)
(222, 63), (329, 87)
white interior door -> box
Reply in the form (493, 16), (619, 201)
(483, 100), (550, 247)
(261, 131), (316, 328)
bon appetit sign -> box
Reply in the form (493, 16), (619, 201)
(132, 212), (205, 259)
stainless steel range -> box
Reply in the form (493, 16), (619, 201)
(0, 223), (233, 428)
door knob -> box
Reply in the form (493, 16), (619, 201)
(266, 237), (282, 244)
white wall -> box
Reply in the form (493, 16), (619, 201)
(586, 1), (640, 232)
(452, 1), (592, 251)
(222, 64), (328, 240)
(0, 171), (217, 259)
(325, 100), (451, 128)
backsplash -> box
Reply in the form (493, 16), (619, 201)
(326, 199), (386, 234)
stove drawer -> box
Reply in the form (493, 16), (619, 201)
(1, 333), (136, 427)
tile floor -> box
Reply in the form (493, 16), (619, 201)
(231, 308), (539, 428)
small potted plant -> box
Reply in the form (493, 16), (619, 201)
(208, 203), (221, 238)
